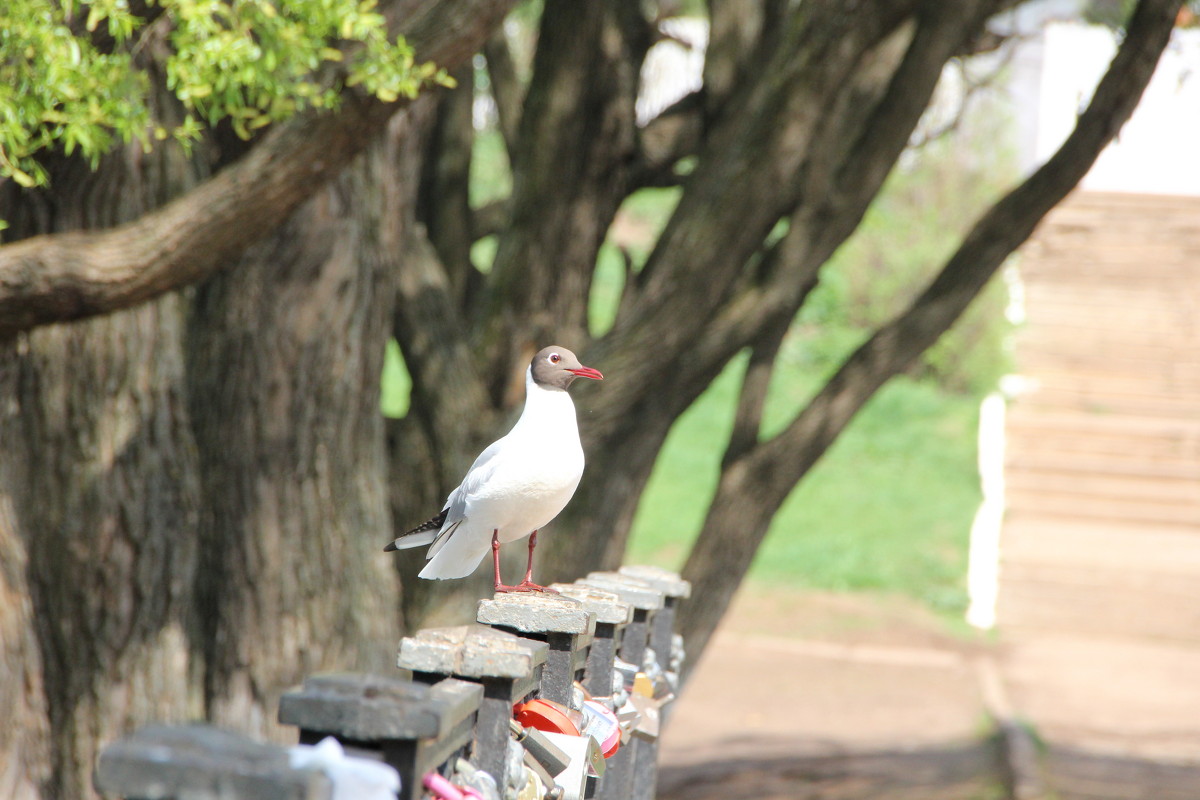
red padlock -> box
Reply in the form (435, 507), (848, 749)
(513, 698), (582, 737)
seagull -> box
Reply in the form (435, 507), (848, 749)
(385, 346), (603, 592)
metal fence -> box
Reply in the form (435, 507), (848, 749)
(95, 566), (690, 800)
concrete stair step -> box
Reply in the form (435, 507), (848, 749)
(1015, 322), (1188, 351)
(1001, 516), (1200, 575)
(1006, 410), (1200, 462)
(1015, 339), (1200, 371)
(998, 561), (1200, 641)
(1004, 488), (1200, 528)
(1022, 281), (1198, 308)
(1005, 453), (1200, 482)
(1011, 358), (1200, 387)
(1020, 255), (1200, 281)
(1006, 468), (1200, 506)
(1020, 306), (1192, 336)
(1014, 388), (1200, 418)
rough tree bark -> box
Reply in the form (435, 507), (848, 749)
(0, 120), (209, 800)
(0, 0), (513, 797)
(183, 109), (421, 733)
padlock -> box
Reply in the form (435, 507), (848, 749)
(579, 699), (621, 758)
(513, 698), (582, 737)
(451, 758), (501, 800)
(612, 657), (639, 691)
(542, 730), (605, 781)
(447, 759), (501, 800)
(639, 647), (674, 699)
(614, 696), (642, 739)
(626, 692), (661, 740)
(423, 770), (484, 800)
(509, 718), (571, 777)
(515, 763), (547, 800)
(669, 632), (685, 674)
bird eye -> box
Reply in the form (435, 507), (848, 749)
(549, 353), (561, 364)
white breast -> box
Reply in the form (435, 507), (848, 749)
(475, 376), (585, 543)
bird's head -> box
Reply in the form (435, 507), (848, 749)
(531, 346), (603, 389)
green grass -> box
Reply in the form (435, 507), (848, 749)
(624, 353), (982, 615)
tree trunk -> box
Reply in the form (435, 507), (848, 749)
(0, 136), (208, 800)
(0, 1), (514, 790)
(0, 359), (53, 800)
(184, 115), (413, 733)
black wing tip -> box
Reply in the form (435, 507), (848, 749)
(385, 510), (448, 553)
(405, 510), (448, 537)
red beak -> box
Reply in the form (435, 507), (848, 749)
(568, 366), (604, 381)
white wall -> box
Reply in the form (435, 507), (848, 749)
(1034, 22), (1200, 196)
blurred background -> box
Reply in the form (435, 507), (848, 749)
(649, 5), (1200, 799)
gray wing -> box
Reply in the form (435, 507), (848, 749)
(425, 434), (509, 560)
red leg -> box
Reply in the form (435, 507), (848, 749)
(493, 530), (558, 593)
(491, 530), (504, 590)
(522, 530), (538, 584)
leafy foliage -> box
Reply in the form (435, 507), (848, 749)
(0, 0), (447, 190)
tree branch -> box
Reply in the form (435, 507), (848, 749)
(592, 0), (919, 439)
(480, 0), (649, 377)
(0, 0), (516, 340)
(483, 28), (524, 158)
(419, 63), (478, 305)
(471, 198), (512, 240)
(678, 0), (1182, 670)
(633, 90), (705, 189)
(723, 312), (790, 467)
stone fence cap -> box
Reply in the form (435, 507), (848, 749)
(278, 673), (481, 741)
(618, 565), (692, 598)
(398, 624), (549, 679)
(578, 573), (665, 610)
(477, 592), (597, 635)
(94, 724), (330, 800)
(547, 584), (634, 624)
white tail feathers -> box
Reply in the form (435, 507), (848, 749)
(383, 530), (437, 551)
(418, 521), (492, 580)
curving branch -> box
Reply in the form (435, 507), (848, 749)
(678, 0), (1183, 669)
(722, 312), (790, 468)
(591, 0), (921, 441)
(419, 63), (479, 305)
(0, 0), (516, 340)
(480, 0), (650, 374)
(633, 90), (705, 189)
(483, 28), (524, 158)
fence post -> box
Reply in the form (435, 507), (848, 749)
(578, 573), (664, 669)
(575, 574), (668, 800)
(277, 673), (481, 800)
(94, 723), (333, 800)
(618, 565), (692, 666)
(477, 592), (597, 706)
(397, 624), (547, 790)
(549, 584), (634, 697)
(92, 565), (687, 800)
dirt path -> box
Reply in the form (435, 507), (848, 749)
(657, 586), (1200, 799)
